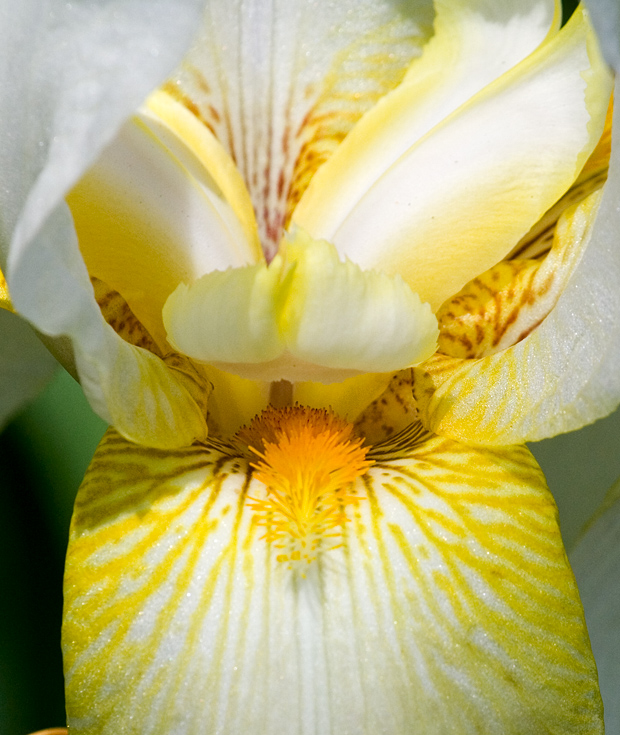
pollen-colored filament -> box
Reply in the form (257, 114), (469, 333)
(238, 406), (373, 565)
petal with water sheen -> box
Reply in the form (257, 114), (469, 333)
(64, 427), (601, 735)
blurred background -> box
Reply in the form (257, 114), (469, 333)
(3, 0), (614, 732)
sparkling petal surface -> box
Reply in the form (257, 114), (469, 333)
(64, 428), (601, 735)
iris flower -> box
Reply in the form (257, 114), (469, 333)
(1, 0), (620, 732)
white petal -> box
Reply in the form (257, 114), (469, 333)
(69, 113), (257, 349)
(295, 0), (559, 248)
(0, 0), (207, 446)
(167, 0), (434, 256)
(64, 429), (602, 735)
(585, 0), (620, 70)
(415, 79), (620, 444)
(0, 309), (57, 428)
(570, 479), (620, 735)
(299, 6), (610, 312)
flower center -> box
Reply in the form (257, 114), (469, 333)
(237, 406), (373, 565)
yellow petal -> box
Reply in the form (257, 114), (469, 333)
(296, 5), (611, 312)
(67, 113), (259, 350)
(164, 229), (438, 383)
(64, 424), (601, 734)
(295, 0), (560, 244)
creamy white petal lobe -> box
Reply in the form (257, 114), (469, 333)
(415, 81), (620, 444)
(0, 0), (207, 446)
(295, 0), (559, 244)
(319, 7), (611, 311)
(585, 0), (620, 70)
(571, 479), (620, 735)
(69, 115), (255, 349)
(0, 309), (57, 428)
(64, 430), (601, 734)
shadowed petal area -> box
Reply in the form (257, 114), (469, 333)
(571, 478), (620, 735)
(64, 426), (601, 735)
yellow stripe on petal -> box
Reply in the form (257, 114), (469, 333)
(64, 424), (601, 735)
(0, 268), (12, 312)
(164, 229), (438, 383)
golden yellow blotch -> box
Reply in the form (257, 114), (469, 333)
(237, 406), (373, 565)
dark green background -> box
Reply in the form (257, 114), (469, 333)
(2, 0), (612, 732)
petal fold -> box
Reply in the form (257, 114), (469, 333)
(64, 428), (602, 734)
(68, 112), (259, 350)
(296, 4), (611, 312)
(414, 84), (620, 444)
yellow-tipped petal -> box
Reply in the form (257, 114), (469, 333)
(68, 114), (259, 350)
(64, 425), (601, 734)
(297, 5), (612, 312)
(163, 230), (438, 383)
(295, 0), (560, 242)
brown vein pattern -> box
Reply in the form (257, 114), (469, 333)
(161, 2), (429, 258)
(63, 427), (601, 734)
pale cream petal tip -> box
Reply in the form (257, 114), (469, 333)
(163, 228), (438, 383)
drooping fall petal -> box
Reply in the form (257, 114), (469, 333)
(64, 425), (601, 734)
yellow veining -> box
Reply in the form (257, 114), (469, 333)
(238, 406), (372, 564)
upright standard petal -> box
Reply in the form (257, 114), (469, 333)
(571, 479), (620, 735)
(296, 5), (611, 312)
(0, 0), (207, 447)
(163, 0), (434, 257)
(64, 424), (601, 734)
